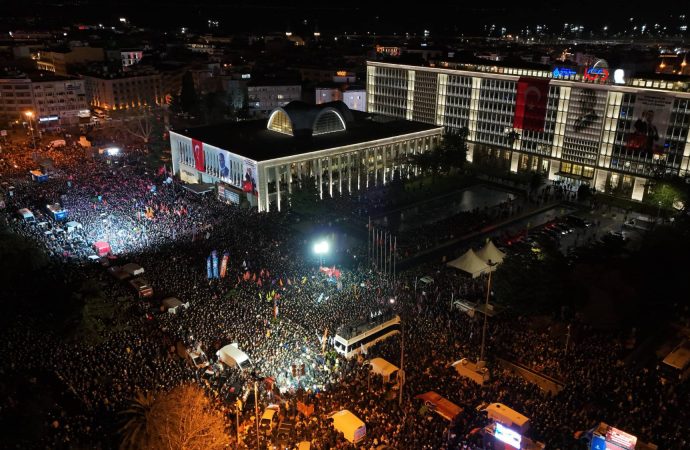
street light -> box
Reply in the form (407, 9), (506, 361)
(24, 111), (37, 150)
(479, 259), (498, 367)
(313, 240), (329, 266)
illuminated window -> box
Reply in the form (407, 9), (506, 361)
(313, 110), (346, 135)
(267, 110), (293, 135)
(561, 162), (572, 173)
(582, 166), (594, 178)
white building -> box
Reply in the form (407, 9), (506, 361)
(247, 81), (302, 117)
(367, 60), (690, 201)
(170, 101), (442, 211)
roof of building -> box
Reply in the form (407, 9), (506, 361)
(174, 109), (441, 162)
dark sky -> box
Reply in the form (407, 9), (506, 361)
(4, 0), (687, 35)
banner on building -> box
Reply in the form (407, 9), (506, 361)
(220, 252), (229, 278)
(513, 77), (550, 132)
(626, 93), (673, 156)
(192, 139), (205, 171)
(212, 250), (219, 279)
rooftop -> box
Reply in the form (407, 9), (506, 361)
(174, 110), (440, 162)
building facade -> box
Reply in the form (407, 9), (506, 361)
(83, 72), (162, 111)
(247, 82), (302, 118)
(367, 61), (690, 201)
(170, 101), (442, 211)
(35, 47), (105, 76)
(0, 74), (88, 127)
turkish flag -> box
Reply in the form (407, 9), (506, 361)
(513, 77), (550, 132)
(192, 139), (205, 171)
(242, 179), (253, 193)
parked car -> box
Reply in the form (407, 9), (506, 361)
(260, 404), (280, 435)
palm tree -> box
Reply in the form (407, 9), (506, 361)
(119, 391), (157, 450)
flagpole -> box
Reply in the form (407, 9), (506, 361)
(368, 216), (371, 267)
(393, 236), (396, 285)
(389, 232), (392, 279)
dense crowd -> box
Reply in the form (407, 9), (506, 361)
(0, 140), (688, 450)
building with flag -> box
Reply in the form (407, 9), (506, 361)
(366, 60), (690, 201)
(170, 101), (442, 211)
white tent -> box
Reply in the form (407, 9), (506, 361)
(476, 240), (505, 265)
(446, 249), (490, 278)
(368, 357), (400, 383)
(216, 343), (252, 370)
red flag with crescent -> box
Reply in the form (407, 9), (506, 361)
(192, 139), (205, 171)
(513, 77), (550, 132)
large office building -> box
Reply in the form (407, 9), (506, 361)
(170, 101), (442, 211)
(367, 60), (690, 201)
(0, 72), (89, 127)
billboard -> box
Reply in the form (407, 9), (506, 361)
(626, 93), (674, 156)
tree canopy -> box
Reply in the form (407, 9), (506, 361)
(119, 384), (230, 450)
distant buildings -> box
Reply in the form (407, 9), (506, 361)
(247, 81), (302, 117)
(83, 70), (162, 111)
(0, 72), (89, 127)
(35, 47), (105, 76)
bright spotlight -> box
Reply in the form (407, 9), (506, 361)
(389, 298), (396, 304)
(105, 147), (120, 156)
(313, 241), (329, 255)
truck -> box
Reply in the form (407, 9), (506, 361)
(478, 402), (530, 434)
(327, 410), (366, 444)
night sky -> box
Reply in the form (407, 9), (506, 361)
(4, 0), (686, 34)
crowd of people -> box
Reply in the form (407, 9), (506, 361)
(0, 139), (688, 450)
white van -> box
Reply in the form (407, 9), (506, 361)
(18, 208), (35, 222)
(328, 410), (366, 444)
(216, 343), (252, 370)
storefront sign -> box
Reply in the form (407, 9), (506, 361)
(39, 115), (59, 122)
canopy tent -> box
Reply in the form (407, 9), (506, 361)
(446, 249), (491, 278)
(476, 240), (505, 265)
(415, 391), (463, 421)
(368, 357), (399, 383)
(217, 343), (252, 370)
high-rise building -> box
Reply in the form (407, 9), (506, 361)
(367, 61), (690, 201)
(83, 71), (162, 112)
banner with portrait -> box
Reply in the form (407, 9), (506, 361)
(626, 93), (673, 156)
(565, 88), (607, 138)
(195, 142), (259, 196)
(562, 88), (607, 161)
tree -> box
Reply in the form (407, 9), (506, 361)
(146, 384), (230, 450)
(119, 391), (157, 450)
(119, 385), (230, 450)
(180, 71), (199, 114)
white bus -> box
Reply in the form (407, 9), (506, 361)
(657, 340), (690, 384)
(333, 313), (400, 359)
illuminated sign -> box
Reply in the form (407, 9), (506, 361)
(584, 67), (609, 83)
(613, 69), (625, 84)
(605, 427), (637, 450)
(39, 115), (59, 122)
(336, 71), (348, 77)
(495, 423), (522, 449)
(552, 67), (576, 78)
